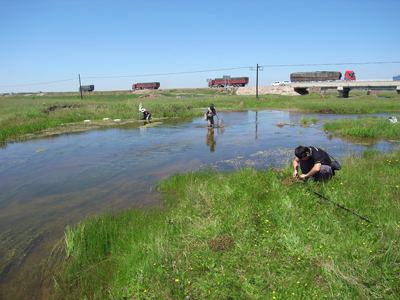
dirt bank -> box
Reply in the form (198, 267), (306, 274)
(131, 86), (299, 96)
(5, 118), (169, 143)
(236, 86), (299, 96)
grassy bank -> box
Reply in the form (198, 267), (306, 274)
(55, 149), (400, 299)
(323, 116), (400, 139)
(1, 89), (399, 142)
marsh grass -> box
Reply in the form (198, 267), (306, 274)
(300, 116), (318, 125)
(1, 90), (399, 142)
(324, 115), (400, 139)
(56, 149), (400, 299)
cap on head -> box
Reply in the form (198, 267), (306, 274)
(210, 103), (214, 107)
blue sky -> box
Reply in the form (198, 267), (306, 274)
(1, 0), (399, 93)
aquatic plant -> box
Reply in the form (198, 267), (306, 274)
(300, 116), (318, 125)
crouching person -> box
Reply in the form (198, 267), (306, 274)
(293, 146), (334, 181)
(140, 108), (151, 121)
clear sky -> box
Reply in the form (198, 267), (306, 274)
(1, 0), (399, 93)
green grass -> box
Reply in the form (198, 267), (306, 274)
(324, 116), (400, 139)
(300, 116), (318, 125)
(1, 89), (399, 142)
(55, 149), (400, 299)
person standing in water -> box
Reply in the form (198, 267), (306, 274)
(140, 108), (151, 121)
(204, 103), (216, 128)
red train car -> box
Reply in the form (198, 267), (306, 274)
(132, 82), (160, 90)
(208, 77), (249, 88)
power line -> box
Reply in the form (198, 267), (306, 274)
(1, 61), (399, 88)
(83, 61), (400, 79)
(259, 61), (400, 68)
(0, 78), (76, 88)
(83, 66), (251, 79)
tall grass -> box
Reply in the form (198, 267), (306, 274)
(55, 149), (400, 299)
(324, 116), (400, 138)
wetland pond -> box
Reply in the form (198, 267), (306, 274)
(0, 109), (399, 299)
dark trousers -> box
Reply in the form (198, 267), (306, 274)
(300, 160), (333, 181)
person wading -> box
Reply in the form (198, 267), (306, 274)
(140, 108), (151, 121)
(292, 146), (335, 181)
(204, 103), (216, 128)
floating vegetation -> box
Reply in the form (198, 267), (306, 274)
(300, 117), (318, 125)
(214, 147), (293, 169)
(140, 122), (163, 128)
(277, 122), (295, 127)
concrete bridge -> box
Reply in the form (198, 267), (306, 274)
(291, 80), (400, 98)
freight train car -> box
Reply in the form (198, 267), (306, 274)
(132, 82), (160, 90)
(290, 71), (355, 82)
(208, 77), (249, 88)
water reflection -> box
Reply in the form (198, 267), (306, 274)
(205, 128), (216, 152)
(204, 126), (226, 152)
(255, 111), (258, 140)
(0, 110), (399, 299)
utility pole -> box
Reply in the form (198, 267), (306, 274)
(256, 63), (259, 98)
(223, 75), (230, 92)
(79, 74), (83, 100)
(249, 64), (264, 98)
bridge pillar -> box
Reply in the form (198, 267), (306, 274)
(337, 87), (350, 98)
(397, 86), (400, 95)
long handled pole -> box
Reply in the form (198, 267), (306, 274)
(305, 182), (371, 223)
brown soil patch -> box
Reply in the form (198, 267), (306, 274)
(131, 89), (157, 95)
(318, 108), (362, 114)
(207, 237), (236, 252)
(318, 108), (335, 114)
(44, 105), (81, 113)
(281, 177), (303, 187)
(138, 94), (167, 98)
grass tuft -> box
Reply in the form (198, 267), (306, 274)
(324, 116), (400, 139)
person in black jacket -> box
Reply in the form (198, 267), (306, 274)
(292, 146), (333, 181)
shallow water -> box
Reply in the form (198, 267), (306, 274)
(0, 110), (399, 299)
